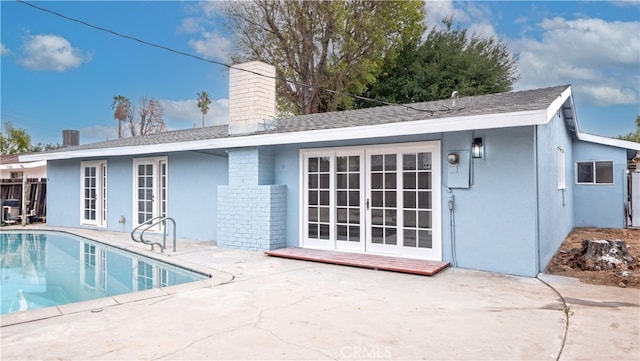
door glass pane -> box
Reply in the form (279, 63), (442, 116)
(309, 174), (318, 188)
(371, 155), (383, 171)
(402, 152), (433, 249)
(336, 155), (361, 243)
(337, 174), (347, 188)
(384, 154), (396, 171)
(307, 156), (331, 240)
(337, 156), (348, 172)
(337, 208), (347, 223)
(403, 154), (416, 170)
(371, 173), (383, 189)
(418, 153), (432, 170)
(372, 227), (383, 244)
(404, 230), (417, 247)
(337, 225), (348, 241)
(403, 172), (416, 189)
(419, 230), (433, 248)
(385, 191), (396, 207)
(319, 157), (330, 172)
(385, 228), (397, 245)
(418, 191), (432, 209)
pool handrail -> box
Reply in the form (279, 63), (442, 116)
(131, 216), (177, 252)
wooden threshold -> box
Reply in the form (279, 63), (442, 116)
(265, 247), (449, 276)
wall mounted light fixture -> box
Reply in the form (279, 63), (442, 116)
(471, 138), (484, 158)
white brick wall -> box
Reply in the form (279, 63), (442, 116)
(217, 184), (287, 250)
(228, 62), (276, 135)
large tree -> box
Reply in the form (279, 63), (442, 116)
(0, 122), (31, 154)
(112, 96), (167, 137)
(619, 115), (640, 143)
(360, 19), (518, 106)
(130, 97), (166, 137)
(197, 91), (212, 127)
(0, 122), (61, 154)
(223, 0), (425, 114)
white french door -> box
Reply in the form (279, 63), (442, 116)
(301, 142), (441, 260)
(133, 157), (167, 231)
(81, 160), (107, 227)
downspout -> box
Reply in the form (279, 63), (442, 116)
(534, 125), (541, 274)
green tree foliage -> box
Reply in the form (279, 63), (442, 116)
(223, 0), (425, 114)
(197, 91), (212, 127)
(0, 122), (31, 154)
(0, 122), (61, 154)
(360, 19), (518, 106)
(618, 115), (640, 143)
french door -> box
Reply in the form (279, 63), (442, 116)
(81, 160), (107, 227)
(133, 157), (167, 231)
(301, 142), (441, 260)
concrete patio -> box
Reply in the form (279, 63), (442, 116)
(1, 226), (638, 360)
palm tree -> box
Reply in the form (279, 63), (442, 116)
(196, 91), (212, 127)
(112, 95), (132, 139)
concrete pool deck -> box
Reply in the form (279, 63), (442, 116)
(1, 226), (639, 360)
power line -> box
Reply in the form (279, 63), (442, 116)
(16, 0), (447, 114)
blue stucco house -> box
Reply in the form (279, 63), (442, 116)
(22, 62), (640, 277)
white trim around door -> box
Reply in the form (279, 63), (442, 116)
(80, 160), (107, 227)
(299, 141), (442, 260)
(132, 156), (168, 231)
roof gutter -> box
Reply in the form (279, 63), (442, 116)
(19, 109), (549, 162)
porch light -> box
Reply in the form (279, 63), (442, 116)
(471, 138), (484, 158)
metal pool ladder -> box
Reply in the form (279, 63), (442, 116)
(131, 216), (177, 252)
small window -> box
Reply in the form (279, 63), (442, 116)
(576, 161), (614, 184)
(557, 147), (566, 189)
(10, 171), (23, 179)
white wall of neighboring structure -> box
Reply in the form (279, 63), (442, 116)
(0, 160), (47, 179)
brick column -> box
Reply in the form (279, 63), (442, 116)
(217, 147), (287, 250)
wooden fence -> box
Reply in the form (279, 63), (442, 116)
(0, 178), (47, 219)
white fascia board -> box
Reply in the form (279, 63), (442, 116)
(0, 160), (47, 170)
(20, 109), (548, 161)
(546, 86), (573, 122)
(577, 132), (640, 151)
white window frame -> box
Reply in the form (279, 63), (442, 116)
(575, 160), (614, 185)
(80, 160), (107, 227)
(557, 147), (566, 190)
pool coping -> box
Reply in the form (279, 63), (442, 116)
(0, 226), (235, 327)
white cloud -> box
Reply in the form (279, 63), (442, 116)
(512, 17), (640, 106)
(188, 31), (232, 63)
(178, 1), (232, 62)
(424, 1), (498, 40)
(159, 98), (229, 128)
(0, 43), (9, 56)
(18, 34), (91, 71)
(80, 125), (118, 143)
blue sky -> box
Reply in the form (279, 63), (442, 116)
(1, 1), (639, 145)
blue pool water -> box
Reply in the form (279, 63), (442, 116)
(0, 231), (207, 315)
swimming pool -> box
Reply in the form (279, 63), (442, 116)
(0, 231), (208, 315)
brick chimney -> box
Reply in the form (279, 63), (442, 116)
(228, 61), (276, 135)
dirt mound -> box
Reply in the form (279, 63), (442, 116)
(546, 228), (640, 288)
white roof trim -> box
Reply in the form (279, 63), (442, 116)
(19, 109), (550, 161)
(546, 85), (572, 122)
(0, 160), (47, 170)
(577, 132), (640, 151)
